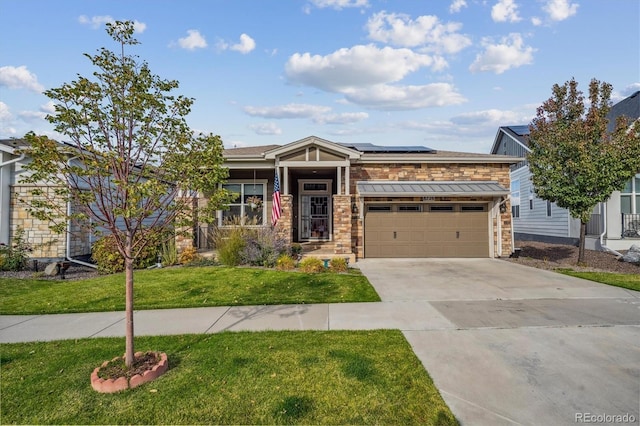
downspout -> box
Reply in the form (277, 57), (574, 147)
(65, 156), (97, 268)
(599, 201), (623, 257)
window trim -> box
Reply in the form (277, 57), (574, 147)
(511, 179), (520, 218)
(219, 180), (268, 226)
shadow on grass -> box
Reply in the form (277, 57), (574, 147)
(273, 396), (314, 421)
(329, 349), (377, 382)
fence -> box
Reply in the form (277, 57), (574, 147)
(622, 213), (640, 238)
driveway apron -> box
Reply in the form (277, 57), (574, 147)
(357, 258), (640, 426)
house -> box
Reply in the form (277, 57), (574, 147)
(206, 136), (521, 261)
(490, 91), (640, 251)
(0, 138), (94, 262)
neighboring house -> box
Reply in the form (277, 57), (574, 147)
(212, 136), (521, 261)
(0, 138), (93, 262)
(490, 91), (640, 251)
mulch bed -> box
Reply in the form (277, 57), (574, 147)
(505, 240), (640, 274)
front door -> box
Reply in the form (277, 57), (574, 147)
(299, 180), (332, 241)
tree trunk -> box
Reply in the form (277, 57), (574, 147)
(124, 256), (135, 368)
(578, 221), (587, 266)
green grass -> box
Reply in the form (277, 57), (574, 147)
(0, 331), (457, 425)
(0, 266), (379, 315)
(558, 269), (640, 292)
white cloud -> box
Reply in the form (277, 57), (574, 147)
(450, 108), (531, 126)
(0, 65), (44, 92)
(308, 0), (369, 10)
(78, 15), (146, 32)
(249, 122), (282, 135)
(491, 0), (522, 23)
(623, 83), (640, 96)
(286, 44), (436, 92)
(531, 17), (542, 26)
(543, 0), (579, 21)
(41, 101), (56, 114)
(244, 103), (331, 119)
(344, 83), (467, 110)
(18, 110), (47, 121)
(313, 112), (369, 124)
(469, 33), (535, 74)
(178, 30), (208, 50)
(0, 101), (13, 121)
(365, 11), (472, 55)
(231, 34), (256, 54)
(450, 0), (468, 13)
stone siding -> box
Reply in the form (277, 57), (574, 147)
(10, 185), (91, 259)
(332, 195), (352, 255)
(275, 194), (293, 245)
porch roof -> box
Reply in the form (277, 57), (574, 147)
(356, 181), (509, 197)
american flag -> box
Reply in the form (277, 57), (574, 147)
(271, 170), (281, 226)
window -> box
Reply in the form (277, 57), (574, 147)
(546, 200), (552, 217)
(511, 180), (520, 218)
(529, 188), (534, 210)
(367, 205), (391, 212)
(461, 205), (486, 212)
(220, 182), (265, 225)
(303, 183), (328, 191)
(430, 205), (454, 212)
(398, 205), (422, 212)
(620, 174), (640, 214)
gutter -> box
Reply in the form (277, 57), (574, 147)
(599, 201), (623, 257)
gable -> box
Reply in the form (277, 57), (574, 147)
(264, 136), (361, 162)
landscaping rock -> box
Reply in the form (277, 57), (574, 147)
(44, 262), (59, 276)
(621, 244), (640, 264)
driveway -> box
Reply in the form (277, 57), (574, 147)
(357, 258), (640, 426)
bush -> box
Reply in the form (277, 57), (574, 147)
(298, 257), (325, 273)
(275, 254), (296, 270)
(240, 227), (288, 267)
(214, 227), (246, 266)
(91, 234), (159, 274)
(179, 246), (202, 265)
(290, 243), (302, 258)
(329, 257), (348, 273)
(0, 228), (32, 271)
(160, 239), (178, 266)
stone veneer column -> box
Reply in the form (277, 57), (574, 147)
(332, 195), (352, 255)
(275, 194), (293, 245)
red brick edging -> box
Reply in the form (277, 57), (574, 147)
(91, 352), (168, 393)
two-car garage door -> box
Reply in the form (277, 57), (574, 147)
(364, 207), (489, 258)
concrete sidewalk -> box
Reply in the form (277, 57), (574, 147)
(0, 300), (458, 343)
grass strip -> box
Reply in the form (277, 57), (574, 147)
(1, 330), (457, 425)
(558, 269), (640, 292)
(0, 266), (380, 315)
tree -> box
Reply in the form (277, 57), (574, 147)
(528, 78), (640, 264)
(21, 21), (231, 367)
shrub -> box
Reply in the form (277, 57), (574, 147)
(160, 239), (178, 266)
(0, 228), (32, 271)
(91, 234), (158, 274)
(179, 246), (202, 265)
(240, 227), (288, 267)
(329, 257), (348, 273)
(298, 257), (325, 273)
(214, 227), (246, 266)
(275, 254), (296, 270)
(290, 243), (302, 258)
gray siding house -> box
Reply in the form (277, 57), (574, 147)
(490, 91), (640, 251)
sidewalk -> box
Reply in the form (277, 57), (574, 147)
(0, 300), (456, 344)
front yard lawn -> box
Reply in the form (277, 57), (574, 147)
(0, 266), (380, 315)
(0, 330), (457, 425)
(558, 270), (640, 292)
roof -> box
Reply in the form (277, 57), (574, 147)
(356, 181), (509, 197)
(338, 142), (435, 154)
(0, 138), (30, 154)
(606, 91), (640, 133)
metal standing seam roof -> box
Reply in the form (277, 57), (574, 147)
(356, 181), (509, 197)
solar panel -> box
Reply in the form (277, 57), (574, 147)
(339, 142), (435, 153)
(508, 125), (530, 136)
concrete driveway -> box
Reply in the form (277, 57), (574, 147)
(357, 258), (640, 426)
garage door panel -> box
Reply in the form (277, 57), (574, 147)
(365, 208), (489, 258)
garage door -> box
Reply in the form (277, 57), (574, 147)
(365, 208), (489, 258)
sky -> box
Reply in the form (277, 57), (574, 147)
(1, 0), (638, 153)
